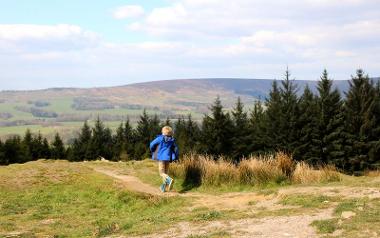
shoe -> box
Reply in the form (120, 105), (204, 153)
(166, 177), (174, 191)
(159, 183), (166, 193)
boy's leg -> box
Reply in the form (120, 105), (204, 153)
(158, 161), (169, 182)
(164, 162), (174, 191)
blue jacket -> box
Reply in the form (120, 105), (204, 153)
(150, 135), (179, 162)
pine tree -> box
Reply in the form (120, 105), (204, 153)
(185, 114), (200, 153)
(249, 100), (268, 154)
(4, 136), (30, 164)
(41, 138), (51, 159)
(0, 139), (5, 165)
(124, 118), (135, 159)
(150, 114), (161, 138)
(22, 129), (33, 161)
(264, 80), (283, 150)
(134, 110), (152, 159)
(231, 97), (250, 160)
(368, 81), (380, 169)
(69, 121), (92, 161)
(278, 68), (299, 152)
(315, 70), (345, 167)
(293, 85), (319, 162)
(174, 116), (193, 154)
(90, 117), (113, 160)
(200, 96), (233, 158)
(344, 69), (377, 171)
(113, 123), (125, 161)
(30, 132), (44, 159)
(51, 133), (66, 159)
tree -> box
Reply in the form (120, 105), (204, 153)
(293, 85), (319, 162)
(134, 109), (152, 159)
(30, 132), (44, 159)
(314, 69), (345, 166)
(278, 68), (299, 152)
(200, 96), (233, 158)
(3, 136), (30, 164)
(184, 114), (201, 153)
(249, 100), (268, 154)
(124, 118), (135, 159)
(0, 139), (5, 165)
(69, 121), (92, 161)
(264, 80), (283, 150)
(51, 133), (66, 159)
(41, 138), (51, 159)
(343, 69), (377, 171)
(231, 97), (250, 160)
(90, 117), (113, 160)
(113, 123), (125, 161)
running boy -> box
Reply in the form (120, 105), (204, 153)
(149, 126), (179, 192)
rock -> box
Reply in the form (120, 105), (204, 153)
(341, 211), (356, 219)
(358, 206), (364, 211)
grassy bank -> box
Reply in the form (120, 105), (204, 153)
(169, 152), (341, 192)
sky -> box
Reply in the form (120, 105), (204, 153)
(0, 0), (379, 90)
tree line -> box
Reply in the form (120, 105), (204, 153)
(1, 69), (379, 173)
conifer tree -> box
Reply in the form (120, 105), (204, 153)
(344, 69), (377, 171)
(90, 117), (113, 160)
(41, 138), (51, 159)
(113, 122), (125, 161)
(264, 80), (283, 150)
(201, 96), (233, 157)
(124, 118), (135, 159)
(30, 132), (44, 159)
(134, 109), (152, 159)
(293, 85), (319, 162)
(51, 133), (66, 159)
(70, 121), (92, 161)
(185, 114), (200, 153)
(315, 70), (345, 166)
(0, 139), (5, 165)
(249, 100), (268, 154)
(278, 68), (299, 152)
(231, 97), (250, 160)
(4, 136), (30, 164)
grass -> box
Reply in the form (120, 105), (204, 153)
(0, 160), (198, 237)
(168, 152), (341, 191)
(280, 194), (341, 209)
(0, 158), (379, 237)
(311, 218), (339, 234)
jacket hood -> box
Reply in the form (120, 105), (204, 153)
(158, 134), (175, 143)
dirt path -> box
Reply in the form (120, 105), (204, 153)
(93, 168), (163, 195)
(129, 208), (334, 238)
(92, 167), (341, 238)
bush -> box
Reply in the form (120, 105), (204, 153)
(170, 152), (341, 188)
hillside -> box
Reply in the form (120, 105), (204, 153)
(0, 159), (379, 237)
(0, 78), (378, 140)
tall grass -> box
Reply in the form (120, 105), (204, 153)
(169, 152), (341, 188)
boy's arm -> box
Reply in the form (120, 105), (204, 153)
(149, 136), (161, 152)
(172, 142), (179, 161)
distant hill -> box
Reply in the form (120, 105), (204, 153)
(0, 77), (379, 139)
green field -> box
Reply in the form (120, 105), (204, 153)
(0, 159), (379, 237)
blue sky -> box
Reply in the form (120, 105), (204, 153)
(0, 0), (380, 90)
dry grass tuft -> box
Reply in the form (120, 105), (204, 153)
(171, 152), (341, 188)
(292, 162), (341, 184)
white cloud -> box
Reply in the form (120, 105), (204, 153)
(1, 0), (380, 90)
(0, 24), (99, 53)
(112, 5), (145, 19)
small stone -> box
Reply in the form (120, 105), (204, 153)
(323, 200), (329, 203)
(358, 206), (364, 211)
(341, 211), (356, 219)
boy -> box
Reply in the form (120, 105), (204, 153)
(150, 126), (179, 192)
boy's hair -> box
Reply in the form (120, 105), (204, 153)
(162, 126), (173, 136)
